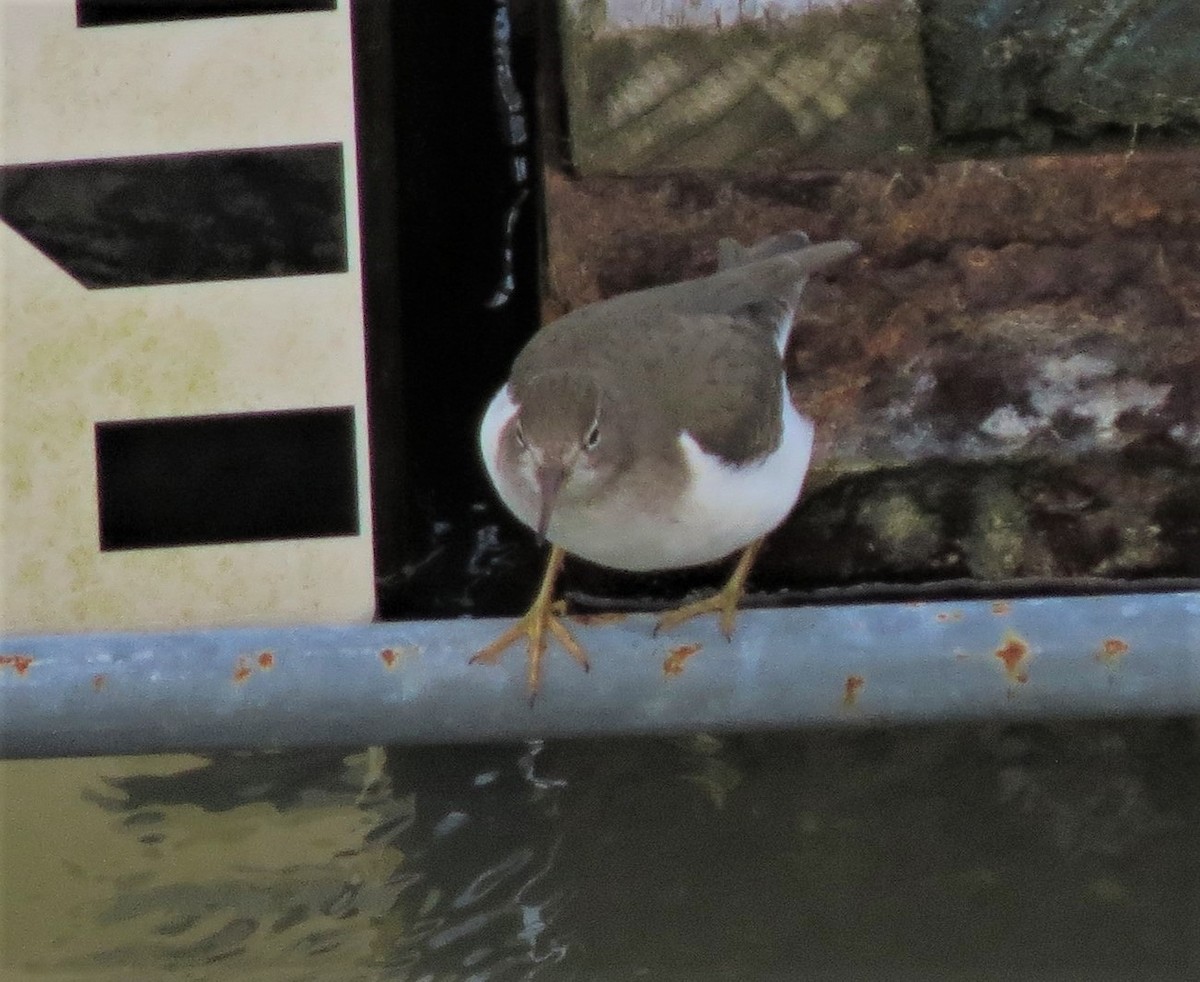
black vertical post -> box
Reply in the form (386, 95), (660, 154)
(350, 0), (544, 619)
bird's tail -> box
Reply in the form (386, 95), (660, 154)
(718, 231), (858, 277)
(717, 230), (813, 270)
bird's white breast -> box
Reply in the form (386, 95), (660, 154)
(665, 387), (813, 568)
(480, 381), (814, 573)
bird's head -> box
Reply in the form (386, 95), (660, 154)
(505, 371), (624, 541)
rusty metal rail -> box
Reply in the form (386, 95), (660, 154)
(2, 591), (1197, 759)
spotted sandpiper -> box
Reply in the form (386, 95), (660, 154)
(475, 231), (859, 697)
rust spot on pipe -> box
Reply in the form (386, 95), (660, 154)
(379, 645), (419, 669)
(0, 654), (34, 676)
(663, 643), (702, 677)
(991, 600), (1012, 615)
(232, 657), (253, 684)
(843, 674), (866, 706)
(994, 631), (1031, 684)
(92, 674), (107, 691)
(936, 610), (964, 623)
(257, 651), (275, 670)
(1095, 637), (1130, 666)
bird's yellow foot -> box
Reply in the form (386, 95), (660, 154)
(654, 538), (763, 640)
(654, 579), (746, 640)
(470, 545), (589, 701)
(471, 599), (589, 699)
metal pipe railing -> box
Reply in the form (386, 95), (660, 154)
(2, 591), (1197, 759)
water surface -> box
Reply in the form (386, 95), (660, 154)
(2, 718), (1197, 980)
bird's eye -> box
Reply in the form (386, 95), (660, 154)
(584, 423), (600, 450)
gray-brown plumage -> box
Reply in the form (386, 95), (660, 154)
(515, 239), (853, 452)
(475, 232), (858, 697)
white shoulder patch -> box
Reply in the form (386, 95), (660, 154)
(479, 383), (520, 497)
(673, 384), (815, 564)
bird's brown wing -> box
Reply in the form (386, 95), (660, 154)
(649, 306), (789, 466)
(513, 237), (856, 464)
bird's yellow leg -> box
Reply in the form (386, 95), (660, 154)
(470, 544), (589, 699)
(654, 538), (764, 640)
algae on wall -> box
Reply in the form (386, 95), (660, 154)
(921, 0), (1200, 152)
(542, 151), (1200, 596)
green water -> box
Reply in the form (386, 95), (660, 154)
(2, 718), (1197, 980)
